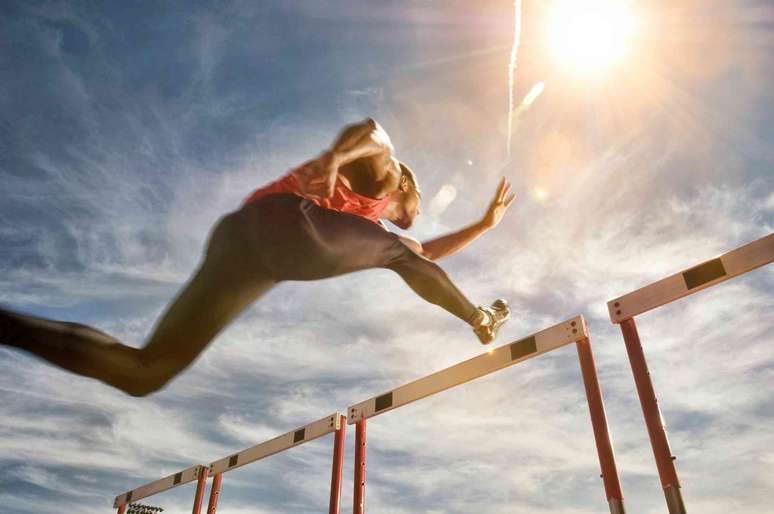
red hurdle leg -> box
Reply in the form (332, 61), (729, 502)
(353, 419), (367, 514)
(117, 505), (126, 514)
(620, 318), (686, 514)
(329, 421), (347, 514)
(206, 473), (222, 514)
(576, 337), (626, 514)
(191, 466), (210, 514)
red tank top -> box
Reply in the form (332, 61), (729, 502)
(244, 162), (391, 224)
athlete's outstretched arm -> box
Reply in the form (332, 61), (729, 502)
(412, 178), (516, 261)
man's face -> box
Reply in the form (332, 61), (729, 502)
(396, 189), (421, 229)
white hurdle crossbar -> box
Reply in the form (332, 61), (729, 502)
(206, 412), (347, 514)
(210, 412), (343, 474)
(349, 316), (583, 422)
(609, 233), (774, 323)
(113, 464), (209, 514)
(348, 315), (626, 514)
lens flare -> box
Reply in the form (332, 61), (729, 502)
(522, 81), (545, 107)
(508, 82), (546, 135)
(428, 184), (458, 217)
(534, 187), (548, 202)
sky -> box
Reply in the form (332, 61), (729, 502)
(0, 0), (773, 513)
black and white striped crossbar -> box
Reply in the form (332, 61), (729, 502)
(608, 232), (774, 323)
(209, 412), (345, 475)
(347, 315), (588, 423)
(113, 464), (207, 508)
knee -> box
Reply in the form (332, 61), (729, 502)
(122, 376), (170, 397)
(389, 244), (444, 277)
(115, 351), (176, 397)
(386, 238), (426, 267)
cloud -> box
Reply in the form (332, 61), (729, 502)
(1, 1), (773, 514)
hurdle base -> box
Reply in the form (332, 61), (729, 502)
(664, 484), (686, 514)
(608, 498), (626, 514)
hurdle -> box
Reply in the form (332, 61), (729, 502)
(113, 464), (209, 514)
(205, 412), (347, 514)
(607, 232), (774, 514)
(347, 315), (626, 514)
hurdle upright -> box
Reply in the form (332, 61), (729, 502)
(348, 315), (626, 514)
(608, 232), (774, 514)
(113, 464), (210, 514)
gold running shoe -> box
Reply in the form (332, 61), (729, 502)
(473, 299), (510, 345)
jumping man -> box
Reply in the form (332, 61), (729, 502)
(0, 119), (515, 396)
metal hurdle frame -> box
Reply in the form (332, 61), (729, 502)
(114, 465), (210, 514)
(607, 232), (774, 514)
(347, 315), (626, 514)
(206, 412), (347, 514)
(112, 412), (347, 514)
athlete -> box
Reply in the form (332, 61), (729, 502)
(0, 118), (515, 397)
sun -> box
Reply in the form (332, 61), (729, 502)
(547, 0), (637, 74)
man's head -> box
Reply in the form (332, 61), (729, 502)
(387, 161), (422, 229)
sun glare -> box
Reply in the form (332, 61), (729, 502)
(547, 1), (636, 73)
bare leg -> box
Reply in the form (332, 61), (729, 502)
(0, 212), (276, 396)
(0, 266), (274, 396)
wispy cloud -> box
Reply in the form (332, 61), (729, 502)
(1, 1), (772, 513)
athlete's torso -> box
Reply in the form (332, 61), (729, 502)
(243, 161), (392, 224)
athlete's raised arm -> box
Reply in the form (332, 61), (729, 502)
(412, 178), (516, 261)
(331, 118), (394, 169)
(296, 119), (400, 199)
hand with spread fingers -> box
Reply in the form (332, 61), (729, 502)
(481, 177), (516, 230)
